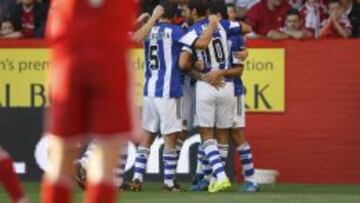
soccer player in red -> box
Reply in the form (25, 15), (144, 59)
(41, 0), (138, 203)
(0, 147), (29, 203)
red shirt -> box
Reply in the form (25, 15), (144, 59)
(46, 0), (137, 48)
(320, 16), (352, 38)
(299, 2), (326, 34)
(246, 0), (291, 36)
(22, 7), (35, 38)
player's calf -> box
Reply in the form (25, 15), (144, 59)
(163, 132), (182, 191)
(216, 128), (230, 165)
(200, 133), (229, 184)
(231, 128), (258, 192)
(130, 143), (151, 191)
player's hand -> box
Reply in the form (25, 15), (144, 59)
(137, 13), (151, 24)
(152, 5), (164, 19)
(202, 75), (225, 90)
(211, 77), (226, 90)
(234, 50), (249, 61)
(203, 70), (225, 89)
(208, 14), (221, 26)
(194, 60), (205, 72)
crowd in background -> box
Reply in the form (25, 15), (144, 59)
(142, 0), (360, 39)
(0, 0), (49, 39)
(0, 0), (359, 39)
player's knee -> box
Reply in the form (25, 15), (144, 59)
(164, 132), (178, 149)
(200, 127), (214, 141)
(216, 129), (230, 144)
(140, 132), (156, 147)
(177, 131), (187, 141)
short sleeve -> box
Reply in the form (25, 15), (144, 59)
(181, 44), (193, 54)
(220, 19), (242, 36)
(172, 26), (185, 42)
(179, 28), (199, 47)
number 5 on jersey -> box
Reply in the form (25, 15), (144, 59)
(149, 45), (159, 70)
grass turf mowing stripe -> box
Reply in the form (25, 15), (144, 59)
(0, 182), (359, 203)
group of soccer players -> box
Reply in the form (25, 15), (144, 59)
(74, 0), (259, 194)
(0, 0), (258, 202)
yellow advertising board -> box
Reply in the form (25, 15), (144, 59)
(243, 48), (285, 112)
(0, 48), (284, 112)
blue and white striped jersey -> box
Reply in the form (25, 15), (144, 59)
(179, 19), (241, 74)
(228, 34), (246, 96)
(143, 22), (185, 98)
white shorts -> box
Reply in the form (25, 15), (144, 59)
(233, 94), (246, 128)
(141, 97), (182, 135)
(195, 81), (234, 128)
(182, 82), (195, 131)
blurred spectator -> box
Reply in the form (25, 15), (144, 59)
(289, 0), (305, 9)
(246, 0), (291, 38)
(225, 0), (259, 19)
(227, 3), (238, 21)
(267, 9), (313, 39)
(320, 0), (352, 38)
(10, 0), (47, 38)
(0, 0), (15, 20)
(340, 0), (360, 37)
(299, 0), (327, 38)
(225, 0), (259, 8)
(0, 18), (22, 38)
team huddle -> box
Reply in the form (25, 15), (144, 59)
(75, 0), (258, 193)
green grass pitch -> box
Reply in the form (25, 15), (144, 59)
(1, 182), (360, 203)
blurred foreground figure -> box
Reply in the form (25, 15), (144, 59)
(0, 147), (29, 203)
(41, 0), (137, 203)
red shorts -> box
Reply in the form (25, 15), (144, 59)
(46, 44), (134, 138)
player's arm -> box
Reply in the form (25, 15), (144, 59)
(202, 65), (243, 85)
(178, 47), (204, 78)
(240, 21), (252, 34)
(179, 50), (203, 80)
(179, 48), (193, 71)
(131, 6), (164, 43)
(234, 49), (249, 61)
(133, 12), (151, 29)
(179, 47), (225, 89)
(193, 15), (220, 49)
(222, 65), (244, 78)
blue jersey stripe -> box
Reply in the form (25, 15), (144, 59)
(154, 26), (167, 97)
(143, 40), (151, 96)
(228, 34), (245, 96)
(144, 23), (184, 98)
(170, 36), (182, 97)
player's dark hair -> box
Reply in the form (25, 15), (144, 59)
(226, 3), (236, 10)
(208, 0), (228, 19)
(287, 8), (300, 17)
(188, 0), (208, 17)
(328, 0), (341, 6)
(161, 1), (179, 19)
